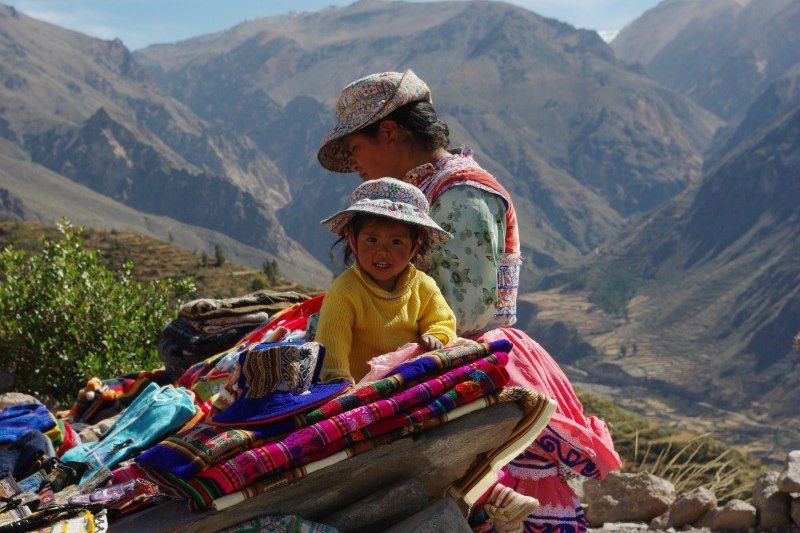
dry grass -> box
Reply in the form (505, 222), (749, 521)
(0, 220), (317, 299)
(578, 389), (764, 502)
(630, 432), (751, 501)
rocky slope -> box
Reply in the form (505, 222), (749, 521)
(135, 0), (720, 280)
(0, 138), (329, 286)
(0, 4), (327, 283)
(612, 0), (800, 121)
(525, 102), (800, 459)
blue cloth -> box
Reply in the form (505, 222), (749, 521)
(61, 383), (195, 484)
(0, 429), (54, 480)
(0, 404), (56, 445)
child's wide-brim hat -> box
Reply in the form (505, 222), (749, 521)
(209, 341), (349, 427)
(321, 178), (452, 249)
(318, 69), (432, 173)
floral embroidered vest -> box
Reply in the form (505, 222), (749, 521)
(406, 149), (520, 325)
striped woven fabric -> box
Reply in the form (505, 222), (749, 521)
(147, 354), (509, 509)
(135, 339), (511, 480)
(211, 392), (504, 511)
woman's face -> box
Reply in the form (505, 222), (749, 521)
(345, 129), (401, 181)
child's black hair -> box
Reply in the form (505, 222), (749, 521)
(331, 213), (425, 266)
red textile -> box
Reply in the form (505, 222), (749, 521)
(409, 156), (519, 255)
(479, 328), (620, 477)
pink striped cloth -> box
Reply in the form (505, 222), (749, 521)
(190, 353), (509, 497)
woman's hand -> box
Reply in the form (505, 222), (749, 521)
(420, 334), (444, 351)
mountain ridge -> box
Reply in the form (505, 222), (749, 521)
(135, 0), (720, 280)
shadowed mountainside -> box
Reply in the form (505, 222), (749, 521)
(524, 102), (800, 459)
(0, 4), (328, 284)
(135, 0), (721, 282)
(612, 0), (800, 121)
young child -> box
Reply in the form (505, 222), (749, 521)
(316, 178), (457, 383)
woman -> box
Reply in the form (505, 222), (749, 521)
(318, 70), (621, 532)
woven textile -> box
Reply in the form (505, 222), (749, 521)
(66, 370), (171, 425)
(0, 405), (56, 445)
(188, 354), (507, 503)
(136, 339), (510, 480)
(145, 355), (508, 508)
(180, 290), (309, 321)
(212, 392), (504, 511)
(150, 361), (507, 510)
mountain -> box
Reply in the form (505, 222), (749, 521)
(612, 0), (800, 121)
(0, 138), (330, 286)
(708, 62), (800, 167)
(135, 0), (720, 282)
(525, 102), (800, 458)
(0, 4), (329, 283)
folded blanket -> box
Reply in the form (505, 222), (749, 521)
(211, 392), (505, 512)
(0, 405), (57, 445)
(0, 430), (54, 480)
(136, 339), (511, 480)
(186, 354), (508, 504)
(148, 360), (507, 509)
(190, 312), (270, 330)
(179, 291), (309, 321)
(161, 318), (259, 357)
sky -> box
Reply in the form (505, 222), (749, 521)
(12, 0), (662, 51)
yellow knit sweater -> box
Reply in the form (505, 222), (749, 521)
(316, 263), (457, 383)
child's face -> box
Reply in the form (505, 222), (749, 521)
(350, 218), (418, 291)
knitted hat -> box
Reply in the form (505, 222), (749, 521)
(208, 341), (349, 426)
(321, 177), (451, 249)
(318, 69), (431, 173)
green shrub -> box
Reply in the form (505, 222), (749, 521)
(589, 269), (636, 318)
(0, 221), (195, 404)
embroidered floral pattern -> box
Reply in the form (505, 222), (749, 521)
(318, 70), (431, 173)
(408, 149), (519, 334)
(321, 177), (452, 249)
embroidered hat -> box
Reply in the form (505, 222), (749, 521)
(321, 177), (452, 249)
(318, 69), (432, 173)
(208, 341), (349, 426)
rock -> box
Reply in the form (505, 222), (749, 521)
(584, 472), (675, 526)
(694, 507), (718, 528)
(568, 475), (586, 501)
(649, 510), (669, 530)
(665, 487), (716, 527)
(695, 499), (756, 529)
(778, 450), (800, 493)
(383, 498), (471, 533)
(0, 392), (43, 409)
(587, 523), (651, 532)
(792, 497), (800, 525)
(753, 471), (790, 528)
(321, 478), (428, 531)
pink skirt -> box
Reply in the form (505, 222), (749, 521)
(472, 327), (622, 532)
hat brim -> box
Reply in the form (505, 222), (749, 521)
(318, 70), (432, 173)
(320, 201), (452, 250)
(207, 382), (350, 427)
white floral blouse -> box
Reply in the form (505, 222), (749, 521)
(420, 185), (509, 336)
